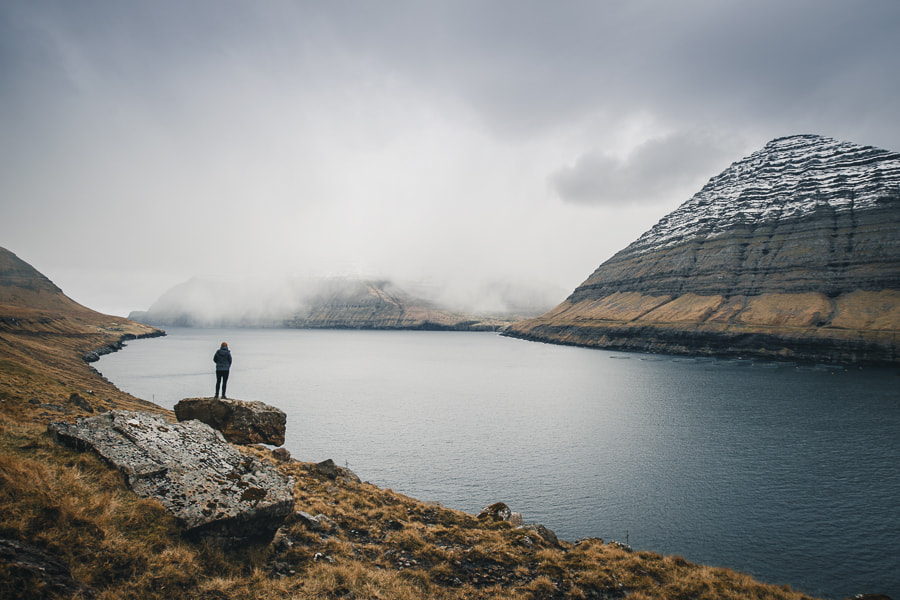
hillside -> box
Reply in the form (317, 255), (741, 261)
(129, 277), (514, 331)
(0, 247), (165, 416)
(0, 248), (835, 599)
(507, 135), (900, 364)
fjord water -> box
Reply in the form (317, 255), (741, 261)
(97, 328), (900, 599)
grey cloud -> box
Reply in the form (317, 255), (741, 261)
(301, 1), (900, 142)
(5, 1), (899, 143)
(2, 0), (900, 315)
(550, 131), (743, 205)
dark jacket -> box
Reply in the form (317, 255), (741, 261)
(213, 347), (232, 371)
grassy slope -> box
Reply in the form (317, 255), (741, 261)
(0, 310), (821, 600)
(507, 290), (900, 364)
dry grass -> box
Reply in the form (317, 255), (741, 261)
(508, 290), (900, 364)
(0, 312), (825, 600)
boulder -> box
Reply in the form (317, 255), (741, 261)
(314, 458), (341, 479)
(477, 502), (513, 522)
(478, 502), (524, 528)
(48, 411), (294, 546)
(478, 502), (559, 547)
(272, 447), (291, 462)
(523, 523), (560, 548)
(174, 397), (286, 446)
(312, 458), (361, 483)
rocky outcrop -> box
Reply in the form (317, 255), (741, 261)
(508, 135), (900, 364)
(477, 502), (519, 524)
(477, 502), (560, 548)
(312, 458), (361, 484)
(174, 397), (287, 446)
(48, 411), (294, 546)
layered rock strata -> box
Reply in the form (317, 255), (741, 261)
(508, 135), (900, 364)
(49, 411), (294, 545)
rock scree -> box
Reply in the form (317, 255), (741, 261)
(174, 396), (286, 446)
(48, 410), (294, 546)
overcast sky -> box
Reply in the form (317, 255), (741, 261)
(2, 0), (899, 316)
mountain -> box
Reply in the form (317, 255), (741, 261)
(0, 247), (83, 314)
(0, 246), (162, 339)
(129, 277), (512, 331)
(507, 135), (900, 364)
(0, 247), (155, 336)
(0, 247), (163, 414)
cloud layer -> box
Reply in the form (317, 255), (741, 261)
(550, 131), (743, 205)
(2, 1), (898, 315)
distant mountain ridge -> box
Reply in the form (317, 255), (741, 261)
(129, 277), (513, 331)
(507, 134), (900, 364)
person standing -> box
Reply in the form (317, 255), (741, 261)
(213, 342), (232, 399)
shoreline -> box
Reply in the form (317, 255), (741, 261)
(502, 321), (900, 367)
(82, 329), (168, 364)
(4, 317), (889, 599)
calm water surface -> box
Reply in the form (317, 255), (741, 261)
(97, 328), (900, 599)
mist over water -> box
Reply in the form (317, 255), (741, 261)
(98, 329), (900, 599)
(130, 275), (565, 327)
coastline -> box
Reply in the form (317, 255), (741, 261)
(82, 329), (168, 363)
(503, 318), (900, 367)
(2, 313), (880, 599)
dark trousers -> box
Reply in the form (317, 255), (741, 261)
(215, 370), (229, 398)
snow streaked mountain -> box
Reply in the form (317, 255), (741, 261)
(572, 134), (900, 299)
(507, 135), (900, 364)
(627, 134), (900, 255)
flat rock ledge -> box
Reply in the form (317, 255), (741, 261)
(48, 411), (294, 546)
(174, 397), (286, 446)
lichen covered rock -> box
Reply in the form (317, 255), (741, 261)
(48, 411), (294, 546)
